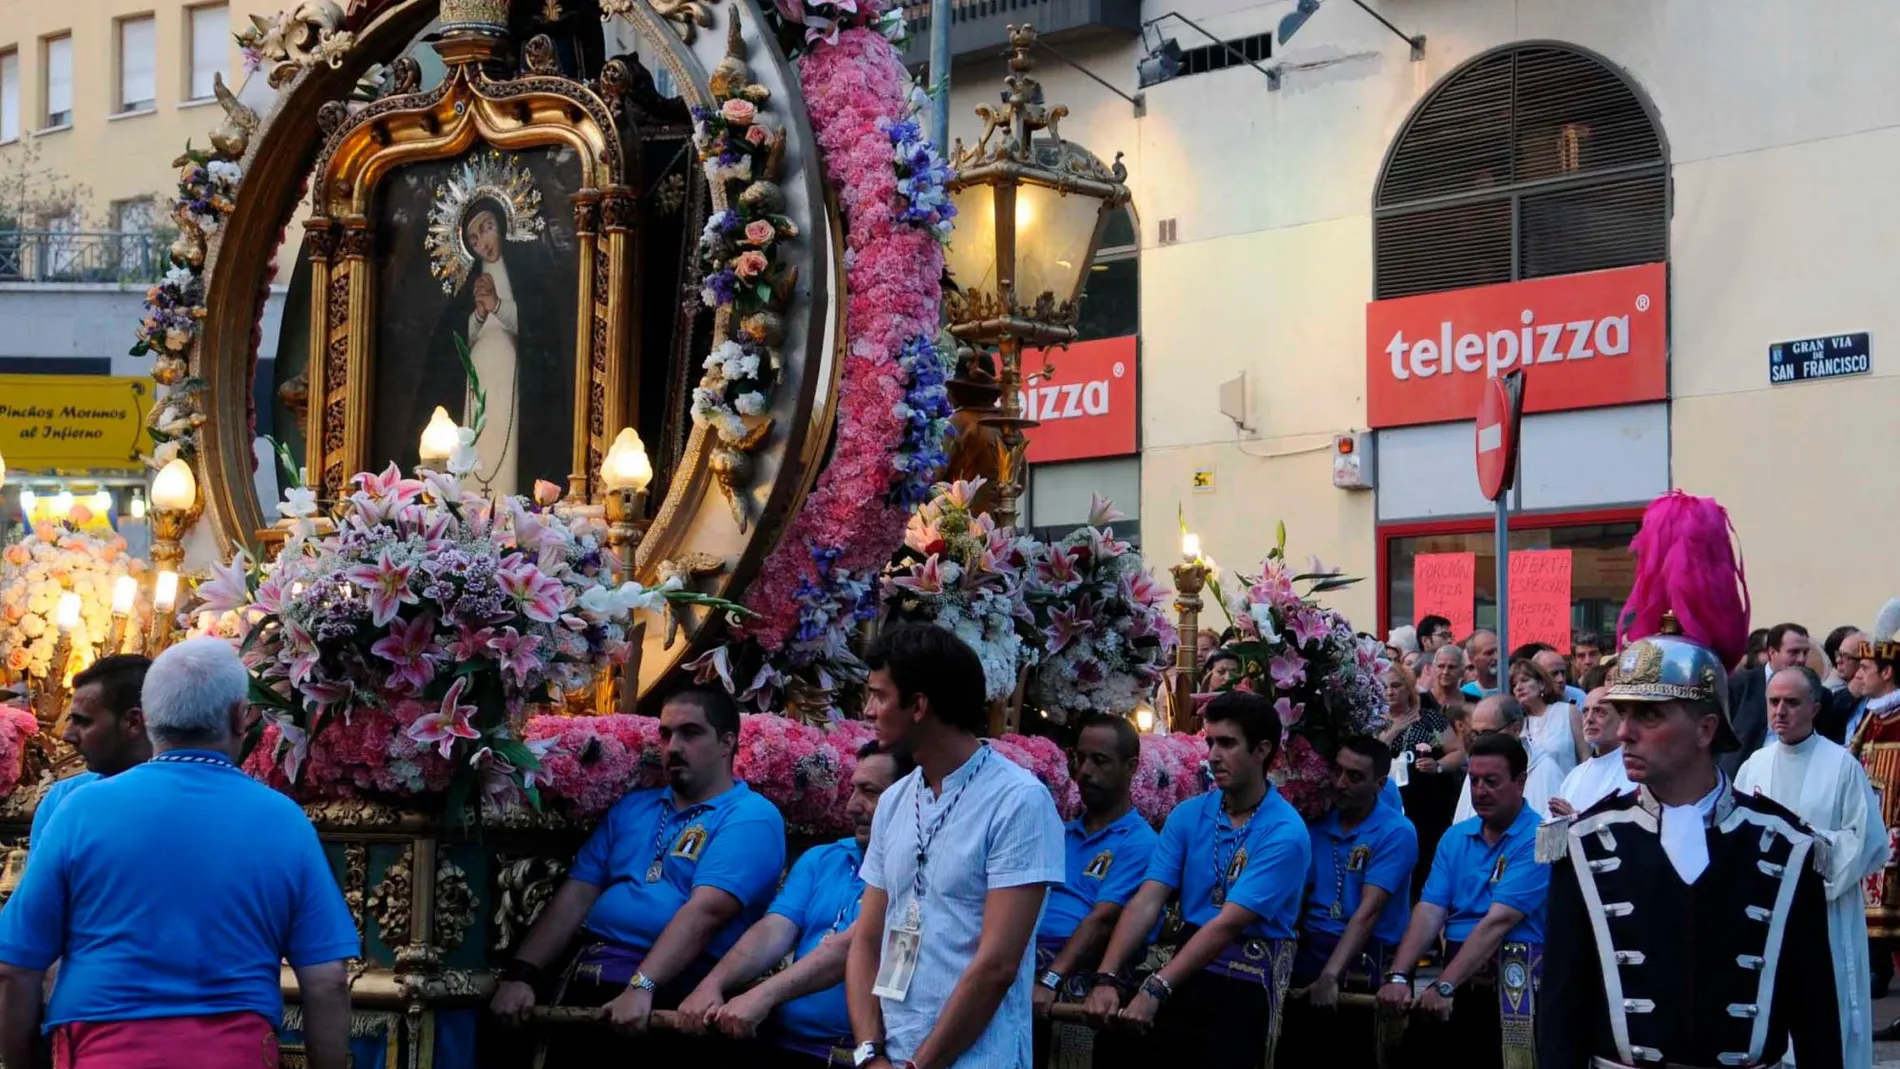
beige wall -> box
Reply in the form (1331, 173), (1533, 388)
(945, 0), (1900, 636)
(0, 0), (270, 224)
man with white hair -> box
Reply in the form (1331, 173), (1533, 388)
(1451, 696), (1563, 823)
(0, 637), (357, 1069)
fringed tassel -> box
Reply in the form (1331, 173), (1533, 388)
(1535, 818), (1571, 864)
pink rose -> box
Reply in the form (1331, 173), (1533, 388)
(745, 124), (771, 146)
(734, 250), (769, 279)
(533, 480), (563, 507)
(743, 220), (776, 247)
(720, 98), (757, 126)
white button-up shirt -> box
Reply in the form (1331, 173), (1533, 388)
(861, 743), (1066, 1068)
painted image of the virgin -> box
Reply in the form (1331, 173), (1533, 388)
(375, 151), (576, 496)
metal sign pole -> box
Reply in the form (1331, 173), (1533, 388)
(1495, 491), (1508, 659)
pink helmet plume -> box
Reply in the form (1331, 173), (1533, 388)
(1617, 490), (1751, 671)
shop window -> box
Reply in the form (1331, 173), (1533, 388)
(1372, 44), (1666, 300)
(1385, 520), (1639, 640)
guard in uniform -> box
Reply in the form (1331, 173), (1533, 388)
(1536, 491), (1843, 1069)
(1281, 736), (1418, 1069)
(1082, 692), (1310, 1069)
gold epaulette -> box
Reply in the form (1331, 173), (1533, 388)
(1535, 816), (1572, 864)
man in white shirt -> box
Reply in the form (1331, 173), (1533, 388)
(1453, 696), (1562, 823)
(1737, 665), (1888, 1068)
(1548, 676), (1634, 818)
(847, 624), (1065, 1069)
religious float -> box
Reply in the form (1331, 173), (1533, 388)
(0, 0), (1393, 1061)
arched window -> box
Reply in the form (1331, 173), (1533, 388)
(1373, 43), (1667, 300)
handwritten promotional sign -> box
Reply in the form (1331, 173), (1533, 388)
(1413, 553), (1476, 640)
(1508, 549), (1573, 654)
(1018, 336), (1138, 464)
(0, 375), (152, 471)
(1365, 262), (1668, 429)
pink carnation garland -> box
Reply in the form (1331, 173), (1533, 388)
(0, 705), (41, 798)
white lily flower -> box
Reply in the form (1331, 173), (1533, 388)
(277, 486), (318, 519)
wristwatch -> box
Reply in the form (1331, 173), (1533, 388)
(1382, 972), (1413, 989)
(1139, 973), (1174, 1004)
(1432, 979), (1457, 998)
(626, 971), (657, 993)
(1037, 970), (1064, 991)
(852, 1041), (885, 1068)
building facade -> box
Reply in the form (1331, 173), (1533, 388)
(926, 0), (1899, 641)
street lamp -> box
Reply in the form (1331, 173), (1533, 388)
(149, 458), (199, 578)
(944, 23), (1131, 530)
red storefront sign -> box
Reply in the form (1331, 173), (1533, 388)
(1365, 263), (1668, 429)
(1020, 336), (1138, 463)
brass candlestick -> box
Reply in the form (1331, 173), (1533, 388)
(1170, 552), (1210, 734)
(601, 486), (648, 714)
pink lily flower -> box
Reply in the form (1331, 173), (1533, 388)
(301, 679), (355, 727)
(252, 575), (290, 616)
(487, 627), (545, 689)
(1269, 650), (1307, 689)
(283, 619), (321, 687)
(270, 714), (310, 782)
(938, 477), (986, 510)
(345, 549), (419, 627)
(1034, 547), (1082, 594)
(406, 676), (482, 759)
(447, 624), (497, 661)
(1086, 493), (1125, 527)
(1287, 607), (1331, 648)
(1275, 697), (1306, 726)
(354, 463), (424, 510)
(197, 552), (253, 613)
(498, 563), (568, 624)
(370, 612), (442, 695)
(891, 554), (951, 595)
(470, 745), (522, 807)
(1044, 602), (1095, 654)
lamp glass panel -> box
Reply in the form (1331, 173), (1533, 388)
(1013, 182), (1104, 311)
(944, 183), (1000, 302)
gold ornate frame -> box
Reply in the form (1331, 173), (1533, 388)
(302, 34), (632, 502)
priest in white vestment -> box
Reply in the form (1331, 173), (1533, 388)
(1551, 683), (1637, 817)
(1453, 694), (1564, 822)
(1738, 666), (1890, 1069)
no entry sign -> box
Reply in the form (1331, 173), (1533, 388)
(1476, 370), (1525, 502)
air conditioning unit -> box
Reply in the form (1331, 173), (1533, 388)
(1218, 372), (1251, 431)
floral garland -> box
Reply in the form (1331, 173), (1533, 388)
(0, 704), (40, 797)
(722, 24), (949, 684)
(1132, 732), (1207, 827)
(0, 521), (142, 678)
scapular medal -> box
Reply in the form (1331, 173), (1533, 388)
(1329, 901), (1344, 920)
(1212, 883), (1226, 907)
(645, 860), (665, 883)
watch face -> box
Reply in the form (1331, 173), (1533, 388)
(1063, 975), (1093, 1000)
(1434, 981), (1456, 997)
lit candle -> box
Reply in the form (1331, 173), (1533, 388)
(153, 571), (180, 613)
(18, 489), (34, 518)
(602, 428), (654, 493)
(129, 494), (147, 520)
(1181, 531), (1201, 562)
(418, 407), (460, 466)
(1135, 706), (1156, 733)
(111, 576), (137, 616)
(151, 459), (198, 512)
(55, 593), (81, 633)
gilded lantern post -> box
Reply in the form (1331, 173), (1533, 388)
(601, 429), (653, 712)
(943, 24), (1131, 533)
(1171, 532), (1210, 733)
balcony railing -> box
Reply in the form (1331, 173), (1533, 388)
(0, 230), (178, 285)
(897, 0), (1142, 67)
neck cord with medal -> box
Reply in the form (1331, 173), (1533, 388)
(645, 797), (713, 883)
(1329, 838), (1349, 920)
(908, 745), (991, 927)
(1211, 790), (1261, 907)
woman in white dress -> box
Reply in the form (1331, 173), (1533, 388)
(1509, 657), (1588, 776)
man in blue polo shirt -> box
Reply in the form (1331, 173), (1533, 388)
(1377, 733), (1549, 1069)
(1083, 691), (1310, 1069)
(0, 637), (357, 1069)
(1031, 714), (1158, 1069)
(31, 654), (154, 846)
(1281, 735), (1418, 1068)
(674, 741), (913, 1066)
(489, 685), (786, 1059)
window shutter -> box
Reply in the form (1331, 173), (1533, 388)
(1374, 45), (1667, 301)
(121, 17), (156, 111)
(1, 53), (19, 143)
(45, 37), (73, 125)
(190, 6), (230, 100)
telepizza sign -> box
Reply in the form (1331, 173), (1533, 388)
(1019, 336), (1138, 463)
(1365, 263), (1668, 429)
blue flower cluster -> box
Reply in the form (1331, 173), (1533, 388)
(887, 333), (955, 508)
(787, 544), (879, 667)
(888, 118), (957, 242)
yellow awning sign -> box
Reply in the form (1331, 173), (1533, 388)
(0, 375), (153, 472)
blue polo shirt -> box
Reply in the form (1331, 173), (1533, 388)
(1146, 786), (1310, 940)
(766, 838), (865, 1044)
(0, 751), (359, 1030)
(572, 781), (786, 959)
(1420, 804), (1549, 945)
(1038, 808), (1160, 942)
(1303, 804), (1418, 947)
(29, 772), (100, 844)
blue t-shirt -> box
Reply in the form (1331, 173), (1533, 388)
(0, 751), (359, 1030)
(766, 838), (865, 1044)
(1302, 804), (1419, 947)
(572, 781), (787, 959)
(1146, 786), (1310, 940)
(1420, 805), (1549, 945)
(1037, 808), (1160, 942)
(29, 772), (100, 845)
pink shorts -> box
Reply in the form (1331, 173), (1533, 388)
(52, 1011), (278, 1069)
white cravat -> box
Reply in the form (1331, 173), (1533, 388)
(1659, 772), (1727, 883)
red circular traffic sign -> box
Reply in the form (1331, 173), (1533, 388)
(1475, 375), (1514, 501)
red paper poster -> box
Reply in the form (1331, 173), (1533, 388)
(1413, 553), (1476, 641)
(1508, 550), (1574, 654)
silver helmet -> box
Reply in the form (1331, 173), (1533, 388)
(1606, 623), (1737, 751)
